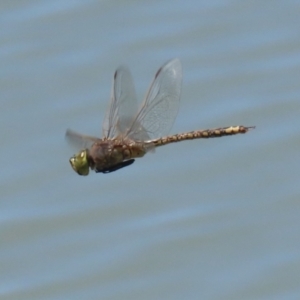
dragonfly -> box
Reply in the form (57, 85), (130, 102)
(66, 58), (254, 175)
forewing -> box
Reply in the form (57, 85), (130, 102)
(124, 58), (182, 141)
(65, 129), (99, 150)
(102, 66), (138, 138)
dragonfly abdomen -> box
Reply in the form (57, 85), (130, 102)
(152, 126), (255, 147)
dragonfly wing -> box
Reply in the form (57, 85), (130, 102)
(125, 58), (182, 141)
(65, 129), (99, 150)
(102, 66), (138, 138)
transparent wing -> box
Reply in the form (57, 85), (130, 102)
(102, 66), (138, 138)
(65, 129), (100, 150)
(124, 58), (182, 141)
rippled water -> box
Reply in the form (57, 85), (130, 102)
(1, 1), (300, 299)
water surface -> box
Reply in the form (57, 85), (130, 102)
(1, 1), (300, 299)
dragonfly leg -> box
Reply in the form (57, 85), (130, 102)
(97, 159), (135, 174)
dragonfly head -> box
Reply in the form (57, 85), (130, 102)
(69, 150), (89, 176)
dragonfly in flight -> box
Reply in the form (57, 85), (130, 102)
(66, 58), (254, 175)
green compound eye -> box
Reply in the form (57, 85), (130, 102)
(69, 150), (89, 176)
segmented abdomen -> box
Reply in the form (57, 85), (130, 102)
(152, 126), (254, 147)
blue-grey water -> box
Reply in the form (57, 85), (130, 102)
(1, 1), (300, 299)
